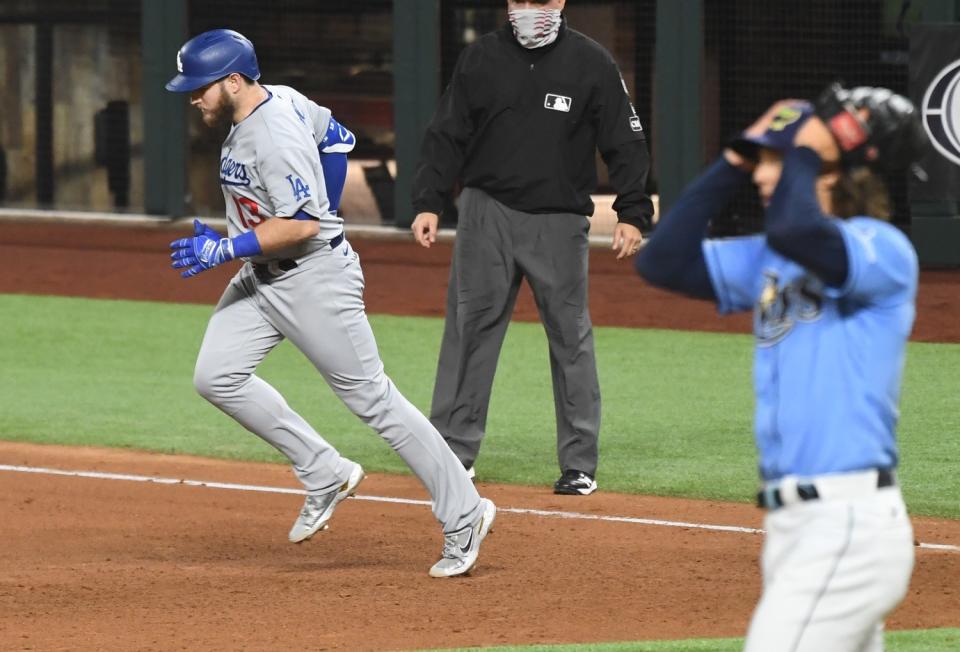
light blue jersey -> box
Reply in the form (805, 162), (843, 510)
(703, 217), (918, 480)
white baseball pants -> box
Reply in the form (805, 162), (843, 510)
(192, 238), (483, 534)
(745, 477), (914, 652)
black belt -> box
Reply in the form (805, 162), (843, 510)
(253, 232), (344, 277)
(327, 232), (345, 250)
(757, 468), (895, 510)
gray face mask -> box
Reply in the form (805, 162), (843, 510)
(508, 8), (562, 49)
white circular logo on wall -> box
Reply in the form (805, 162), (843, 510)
(922, 58), (960, 167)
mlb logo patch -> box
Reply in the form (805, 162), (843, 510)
(544, 94), (572, 112)
(629, 116), (643, 132)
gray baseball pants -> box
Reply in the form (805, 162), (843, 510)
(192, 238), (482, 533)
(430, 187), (601, 476)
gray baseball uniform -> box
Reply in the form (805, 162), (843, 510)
(193, 84), (482, 533)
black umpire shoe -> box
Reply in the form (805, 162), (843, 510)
(553, 470), (598, 495)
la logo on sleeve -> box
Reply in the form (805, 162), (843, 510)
(286, 175), (311, 201)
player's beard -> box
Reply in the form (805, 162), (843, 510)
(201, 85), (235, 129)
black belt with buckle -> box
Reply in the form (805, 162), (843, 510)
(253, 232), (344, 277)
(757, 468), (895, 510)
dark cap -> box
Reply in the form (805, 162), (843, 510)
(730, 101), (815, 157)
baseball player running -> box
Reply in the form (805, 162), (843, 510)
(165, 29), (495, 578)
(636, 85), (927, 650)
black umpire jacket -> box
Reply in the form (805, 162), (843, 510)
(412, 19), (654, 230)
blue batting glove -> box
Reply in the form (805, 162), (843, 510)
(197, 219), (224, 242)
(170, 219), (235, 278)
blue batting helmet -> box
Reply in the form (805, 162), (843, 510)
(165, 29), (260, 92)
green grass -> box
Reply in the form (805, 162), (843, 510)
(427, 628), (960, 651)
(1, 293), (958, 518)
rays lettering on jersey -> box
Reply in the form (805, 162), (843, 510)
(220, 150), (251, 187)
(754, 270), (825, 346)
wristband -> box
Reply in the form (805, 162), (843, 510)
(230, 230), (263, 258)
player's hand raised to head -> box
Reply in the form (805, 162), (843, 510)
(794, 116), (841, 164)
(411, 212), (440, 248)
(724, 99), (805, 170)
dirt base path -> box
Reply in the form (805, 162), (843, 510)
(1, 443), (958, 651)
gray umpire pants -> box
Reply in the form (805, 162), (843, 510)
(192, 239), (483, 534)
(430, 187), (601, 477)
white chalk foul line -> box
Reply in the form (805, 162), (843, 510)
(2, 464), (957, 551)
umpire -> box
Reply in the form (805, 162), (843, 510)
(410, 0), (654, 495)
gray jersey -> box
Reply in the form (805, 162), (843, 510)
(219, 84), (343, 262)
(176, 34), (490, 577)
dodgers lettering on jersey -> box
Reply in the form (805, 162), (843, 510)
(219, 84), (344, 262)
(220, 150), (251, 186)
(702, 217), (918, 480)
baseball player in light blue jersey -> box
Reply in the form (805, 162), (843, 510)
(165, 29), (495, 578)
(636, 86), (929, 650)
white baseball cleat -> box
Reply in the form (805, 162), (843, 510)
(429, 498), (496, 578)
(288, 461), (365, 543)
